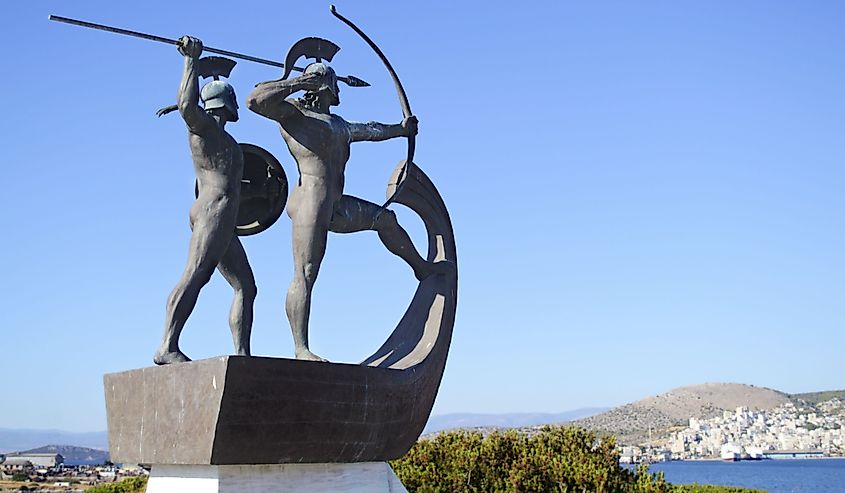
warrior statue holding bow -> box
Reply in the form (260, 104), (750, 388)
(247, 39), (449, 362)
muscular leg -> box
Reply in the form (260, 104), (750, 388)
(155, 208), (235, 365)
(216, 236), (257, 356)
(330, 195), (447, 281)
(286, 210), (330, 362)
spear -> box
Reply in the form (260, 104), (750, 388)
(48, 15), (370, 87)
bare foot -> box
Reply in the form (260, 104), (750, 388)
(414, 260), (456, 281)
(295, 348), (328, 362)
(153, 349), (192, 365)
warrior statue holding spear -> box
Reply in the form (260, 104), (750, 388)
(154, 36), (257, 365)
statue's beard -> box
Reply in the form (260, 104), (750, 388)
(302, 91), (338, 109)
(302, 91), (319, 109)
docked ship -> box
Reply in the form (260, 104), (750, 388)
(720, 443), (741, 461)
(744, 446), (764, 460)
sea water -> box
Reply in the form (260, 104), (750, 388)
(648, 459), (845, 493)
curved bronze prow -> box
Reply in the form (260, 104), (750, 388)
(364, 160), (457, 370)
(357, 159), (458, 456)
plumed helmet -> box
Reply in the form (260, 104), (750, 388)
(303, 62), (339, 99)
(200, 80), (238, 118)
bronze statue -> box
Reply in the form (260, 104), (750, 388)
(247, 39), (449, 361)
(154, 36), (257, 365)
(56, 6), (460, 467)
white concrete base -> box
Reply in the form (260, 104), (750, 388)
(146, 462), (408, 493)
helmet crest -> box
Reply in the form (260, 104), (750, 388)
(156, 56), (238, 119)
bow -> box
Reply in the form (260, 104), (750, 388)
(330, 5), (415, 209)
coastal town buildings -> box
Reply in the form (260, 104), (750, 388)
(649, 398), (845, 461)
(0, 455), (147, 491)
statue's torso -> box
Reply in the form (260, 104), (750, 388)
(280, 101), (350, 207)
(188, 125), (243, 202)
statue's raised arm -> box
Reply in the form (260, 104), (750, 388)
(176, 36), (216, 134)
(247, 71), (324, 122)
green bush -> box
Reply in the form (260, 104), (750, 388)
(86, 476), (148, 493)
(390, 426), (764, 493)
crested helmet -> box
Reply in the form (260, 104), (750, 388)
(201, 80), (238, 119)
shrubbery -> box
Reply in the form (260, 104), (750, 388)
(390, 426), (764, 493)
(46, 429), (764, 493)
(85, 476), (148, 493)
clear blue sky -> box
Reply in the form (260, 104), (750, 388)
(1, 1), (843, 432)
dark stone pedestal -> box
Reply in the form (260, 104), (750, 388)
(104, 356), (432, 465)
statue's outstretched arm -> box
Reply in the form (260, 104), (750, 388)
(176, 36), (214, 134)
(247, 73), (323, 122)
(349, 116), (417, 143)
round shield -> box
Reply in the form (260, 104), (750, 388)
(194, 143), (288, 236)
(235, 143), (288, 236)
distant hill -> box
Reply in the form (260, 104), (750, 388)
(573, 383), (792, 444)
(22, 445), (108, 465)
(424, 408), (608, 434)
(0, 429), (107, 454)
(790, 390), (845, 406)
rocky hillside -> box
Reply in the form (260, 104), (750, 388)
(573, 383), (791, 444)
